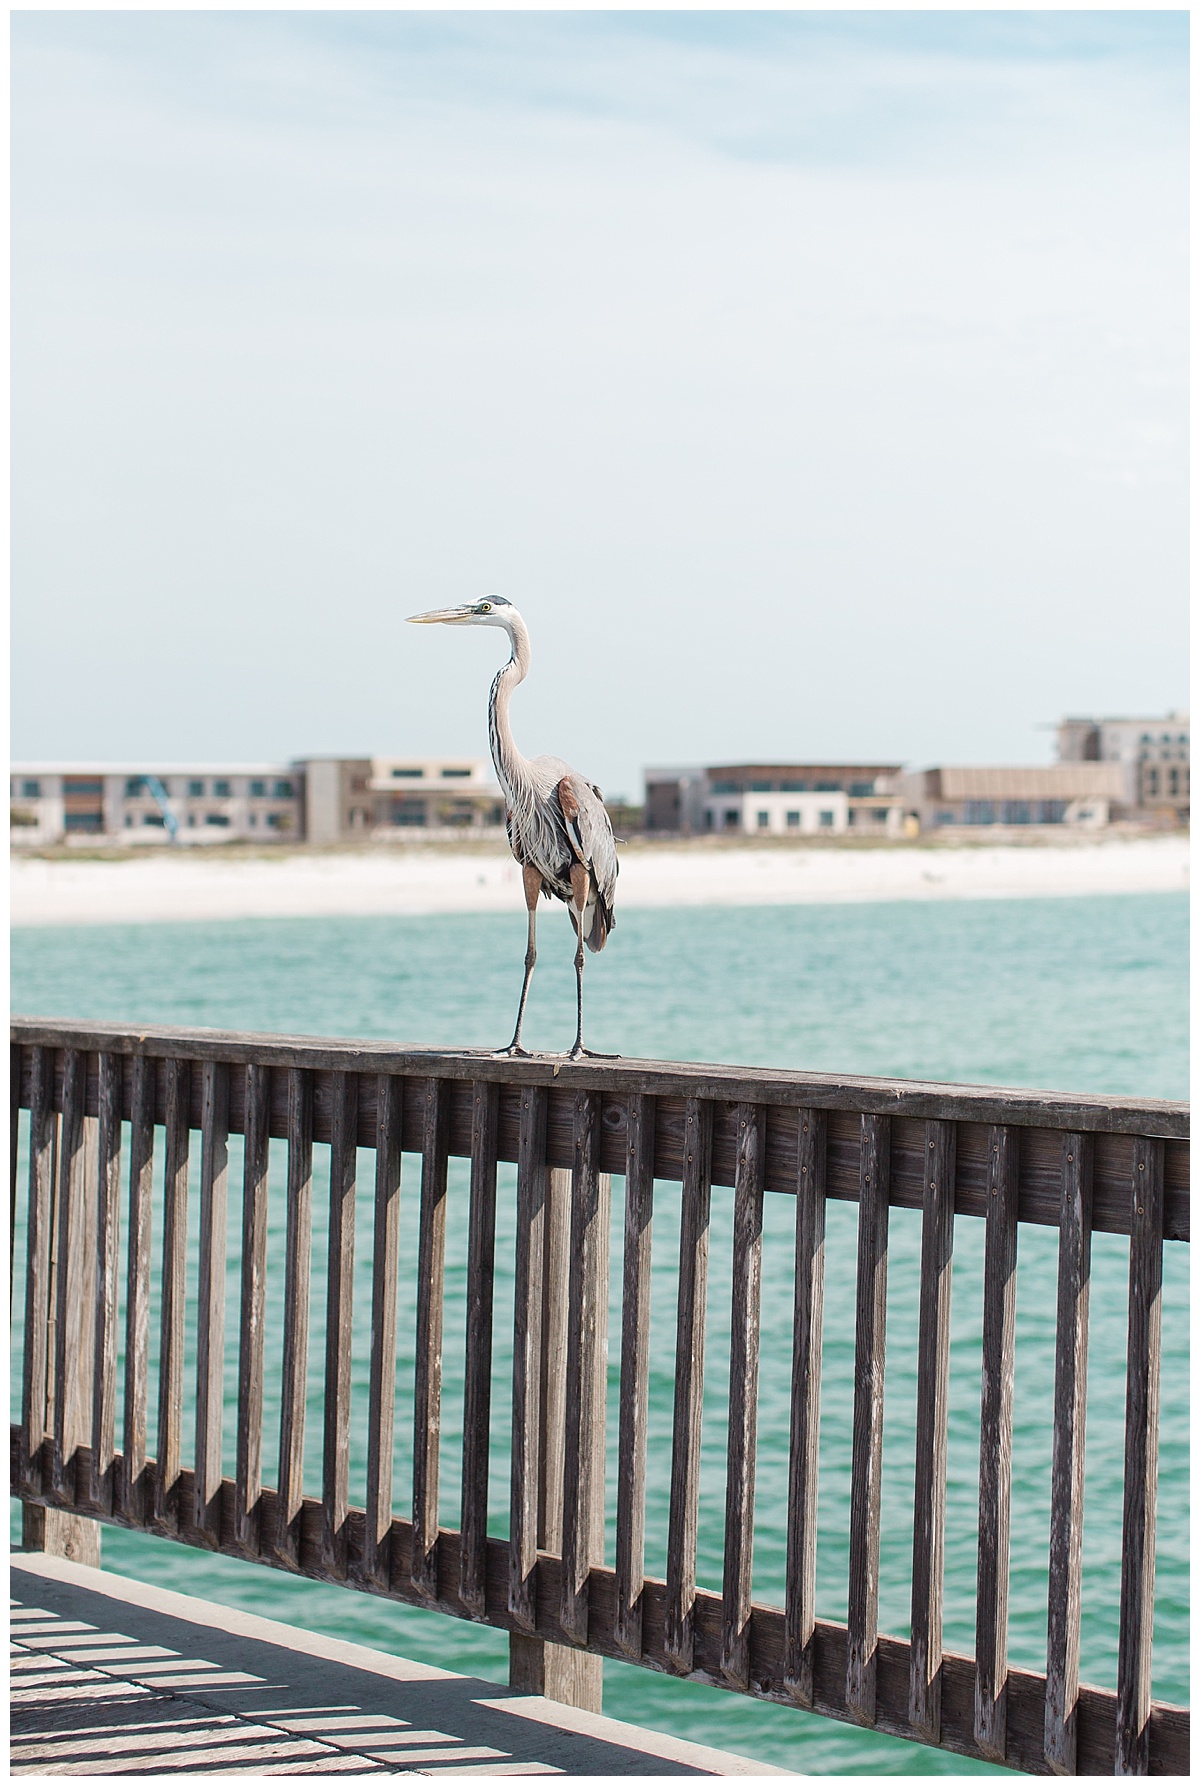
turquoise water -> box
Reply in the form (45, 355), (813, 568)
(10, 893), (1189, 1774)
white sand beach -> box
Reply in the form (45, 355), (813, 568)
(10, 833), (1188, 927)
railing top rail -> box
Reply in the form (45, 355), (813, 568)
(10, 1015), (1189, 1139)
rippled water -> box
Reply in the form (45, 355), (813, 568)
(10, 892), (1189, 1774)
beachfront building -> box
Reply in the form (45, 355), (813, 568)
(644, 763), (906, 836)
(10, 763), (305, 846)
(304, 756), (505, 842)
(1056, 711), (1189, 822)
(896, 762), (1127, 830)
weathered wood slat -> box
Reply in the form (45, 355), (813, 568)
(846, 1113), (891, 1726)
(194, 1061), (230, 1546)
(1044, 1132), (1094, 1775)
(362, 1074), (403, 1590)
(321, 1072), (358, 1577)
(909, 1118), (957, 1743)
(560, 1091), (610, 1646)
(154, 1058), (190, 1533)
(411, 1075), (450, 1602)
(13, 1429), (1190, 1778)
(974, 1123), (1020, 1764)
(509, 1084), (547, 1633)
(721, 1101), (765, 1689)
(90, 1054), (123, 1516)
(52, 1050), (95, 1507)
(664, 1095), (714, 1675)
(539, 1163), (571, 1558)
(459, 1079), (500, 1618)
(275, 1067), (313, 1569)
(614, 1092), (655, 1660)
(120, 1055), (155, 1526)
(20, 1047), (57, 1498)
(1115, 1136), (1164, 1776)
(784, 1107), (827, 1707)
(235, 1062), (271, 1554)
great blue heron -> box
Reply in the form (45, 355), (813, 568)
(407, 597), (618, 1059)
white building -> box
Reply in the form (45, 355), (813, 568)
(10, 764), (304, 846)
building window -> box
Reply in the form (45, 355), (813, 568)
(873, 808), (889, 822)
(819, 810), (835, 827)
(124, 814), (133, 827)
(249, 780), (266, 797)
(64, 812), (103, 832)
(780, 780), (808, 792)
(125, 777), (143, 797)
(205, 813), (231, 827)
(965, 801), (996, 825)
(189, 779), (205, 797)
(1168, 768), (1179, 794)
(22, 779), (40, 798)
(849, 782), (872, 797)
(274, 779), (294, 797)
(1146, 769), (1159, 795)
(1002, 802), (1031, 825)
(392, 767), (423, 779)
(710, 781), (738, 795)
(64, 779), (104, 797)
(756, 810), (770, 829)
(786, 811), (801, 828)
(815, 781), (839, 793)
(441, 767), (472, 780)
(213, 780), (231, 797)
(724, 809), (739, 829)
(704, 811), (714, 830)
(749, 781), (772, 793)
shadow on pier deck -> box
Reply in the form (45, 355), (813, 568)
(11, 1554), (786, 1776)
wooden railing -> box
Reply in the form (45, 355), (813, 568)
(9, 1017), (1189, 1776)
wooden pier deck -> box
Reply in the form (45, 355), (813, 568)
(12, 1553), (787, 1775)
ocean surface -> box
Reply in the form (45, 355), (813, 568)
(10, 892), (1189, 1775)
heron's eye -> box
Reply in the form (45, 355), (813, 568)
(478, 601), (493, 614)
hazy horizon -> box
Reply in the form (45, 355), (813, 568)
(12, 11), (1188, 801)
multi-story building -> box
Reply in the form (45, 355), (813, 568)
(304, 757), (504, 843)
(10, 764), (305, 846)
(10, 756), (506, 847)
(644, 763), (906, 837)
(896, 763), (1125, 831)
(1056, 712), (1189, 821)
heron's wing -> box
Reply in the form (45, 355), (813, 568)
(555, 773), (618, 948)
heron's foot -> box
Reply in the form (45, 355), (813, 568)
(495, 1042), (534, 1059)
(567, 1044), (620, 1062)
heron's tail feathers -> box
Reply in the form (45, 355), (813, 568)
(586, 889), (615, 953)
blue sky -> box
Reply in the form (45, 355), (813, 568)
(11, 10), (1188, 796)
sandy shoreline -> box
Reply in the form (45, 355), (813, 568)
(10, 835), (1188, 927)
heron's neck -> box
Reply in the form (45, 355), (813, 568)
(488, 616), (535, 805)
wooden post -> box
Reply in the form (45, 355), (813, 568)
(510, 1142), (607, 1714)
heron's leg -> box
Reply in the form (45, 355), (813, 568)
(566, 863), (620, 1061)
(500, 864), (542, 1056)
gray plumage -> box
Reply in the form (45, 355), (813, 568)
(408, 595), (618, 1056)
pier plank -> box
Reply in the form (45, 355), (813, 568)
(362, 1073), (403, 1590)
(1115, 1136), (1164, 1776)
(975, 1124), (1020, 1764)
(721, 1101), (765, 1689)
(119, 1056), (155, 1526)
(411, 1075), (450, 1602)
(460, 1079), (500, 1617)
(784, 1107), (827, 1708)
(275, 1067), (313, 1568)
(154, 1058), (190, 1533)
(664, 1095), (714, 1675)
(614, 1092), (655, 1660)
(846, 1113), (890, 1726)
(509, 1085), (547, 1633)
(1044, 1133), (1094, 1774)
(194, 1061), (230, 1545)
(89, 1053), (124, 1517)
(321, 1073), (358, 1577)
(235, 1062), (271, 1554)
(909, 1119), (956, 1743)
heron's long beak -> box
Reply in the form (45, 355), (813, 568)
(407, 606), (474, 625)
